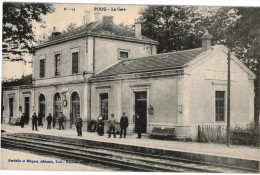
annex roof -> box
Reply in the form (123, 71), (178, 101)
(95, 48), (203, 77)
(36, 21), (158, 49)
(2, 74), (32, 87)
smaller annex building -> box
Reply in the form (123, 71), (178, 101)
(89, 32), (256, 140)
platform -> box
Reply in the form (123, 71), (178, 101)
(1, 123), (259, 171)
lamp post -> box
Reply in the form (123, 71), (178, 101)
(227, 50), (231, 147)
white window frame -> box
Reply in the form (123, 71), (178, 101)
(117, 49), (131, 60)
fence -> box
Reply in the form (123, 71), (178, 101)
(198, 123), (259, 147)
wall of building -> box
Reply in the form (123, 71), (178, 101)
(90, 76), (178, 133)
(34, 37), (87, 86)
(33, 83), (87, 130)
(185, 49), (254, 125)
(2, 87), (33, 124)
(89, 37), (157, 74)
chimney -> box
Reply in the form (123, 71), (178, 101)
(103, 16), (114, 31)
(201, 30), (213, 52)
(94, 12), (101, 22)
(83, 10), (90, 25)
(135, 22), (142, 38)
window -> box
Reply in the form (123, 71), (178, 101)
(100, 93), (108, 120)
(55, 54), (61, 76)
(120, 51), (129, 59)
(53, 93), (61, 119)
(9, 98), (14, 117)
(215, 91), (225, 122)
(39, 59), (45, 78)
(72, 52), (79, 74)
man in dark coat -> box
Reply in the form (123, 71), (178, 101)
(20, 113), (25, 128)
(58, 112), (65, 130)
(32, 112), (38, 131)
(76, 114), (83, 136)
(120, 112), (128, 138)
(47, 113), (52, 129)
(136, 113), (142, 139)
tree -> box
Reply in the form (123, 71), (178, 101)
(2, 2), (54, 62)
(139, 6), (260, 124)
(66, 22), (77, 32)
(139, 6), (203, 53)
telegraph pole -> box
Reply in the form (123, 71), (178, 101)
(227, 50), (231, 147)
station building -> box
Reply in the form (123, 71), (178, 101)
(1, 12), (256, 140)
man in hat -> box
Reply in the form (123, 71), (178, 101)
(120, 112), (128, 138)
(20, 113), (25, 128)
(58, 112), (65, 130)
(108, 114), (116, 138)
(47, 113), (53, 129)
(32, 112), (38, 131)
(76, 114), (83, 136)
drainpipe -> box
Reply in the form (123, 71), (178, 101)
(93, 37), (96, 75)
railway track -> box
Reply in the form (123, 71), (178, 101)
(1, 134), (256, 172)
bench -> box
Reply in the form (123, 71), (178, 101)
(150, 127), (176, 140)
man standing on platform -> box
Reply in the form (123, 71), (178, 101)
(47, 113), (52, 129)
(58, 112), (65, 130)
(20, 113), (25, 128)
(108, 114), (116, 138)
(76, 114), (83, 136)
(135, 113), (142, 139)
(32, 112), (38, 131)
(120, 112), (128, 138)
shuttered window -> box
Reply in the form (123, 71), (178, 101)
(39, 59), (45, 78)
(55, 54), (61, 76)
(215, 91), (225, 122)
(72, 52), (78, 74)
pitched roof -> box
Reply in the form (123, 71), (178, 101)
(95, 48), (203, 77)
(2, 74), (32, 87)
(37, 21), (157, 48)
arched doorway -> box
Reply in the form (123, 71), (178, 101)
(38, 94), (45, 126)
(70, 92), (80, 128)
(53, 93), (61, 127)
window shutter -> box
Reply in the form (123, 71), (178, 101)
(72, 52), (78, 74)
(40, 59), (45, 78)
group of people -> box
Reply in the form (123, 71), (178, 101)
(20, 111), (142, 139)
(97, 112), (142, 139)
(20, 112), (70, 131)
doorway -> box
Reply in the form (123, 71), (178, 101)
(38, 94), (45, 126)
(70, 92), (80, 128)
(24, 97), (30, 124)
(134, 91), (147, 133)
(9, 98), (13, 122)
(53, 93), (62, 126)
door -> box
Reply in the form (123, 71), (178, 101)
(9, 98), (13, 122)
(38, 94), (45, 125)
(24, 97), (30, 124)
(54, 93), (62, 121)
(135, 91), (147, 133)
(71, 92), (80, 127)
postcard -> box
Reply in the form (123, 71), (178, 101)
(1, 2), (260, 173)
